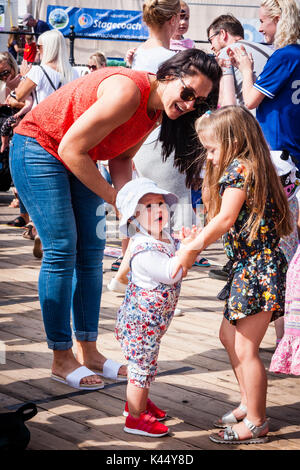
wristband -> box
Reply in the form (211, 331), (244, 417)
(9, 91), (17, 99)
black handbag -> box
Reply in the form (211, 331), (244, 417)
(0, 402), (38, 451)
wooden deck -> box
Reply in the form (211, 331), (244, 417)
(0, 189), (299, 452)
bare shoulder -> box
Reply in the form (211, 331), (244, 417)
(97, 73), (141, 108)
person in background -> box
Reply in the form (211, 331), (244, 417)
(170, 1), (195, 52)
(23, 34), (37, 65)
(228, 0), (300, 169)
(23, 13), (50, 38)
(6, 30), (76, 255)
(7, 26), (24, 61)
(207, 14), (272, 109)
(88, 52), (107, 71)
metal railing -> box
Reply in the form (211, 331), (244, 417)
(0, 26), (209, 66)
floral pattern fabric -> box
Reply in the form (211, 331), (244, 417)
(269, 244), (300, 375)
(219, 159), (287, 324)
(115, 240), (181, 388)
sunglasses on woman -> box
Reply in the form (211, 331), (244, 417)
(178, 76), (207, 106)
(88, 65), (97, 71)
(0, 69), (11, 79)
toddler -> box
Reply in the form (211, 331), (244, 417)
(115, 177), (183, 437)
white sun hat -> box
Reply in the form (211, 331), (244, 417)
(116, 177), (178, 236)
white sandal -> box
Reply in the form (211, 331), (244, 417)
(213, 403), (247, 428)
(209, 417), (269, 445)
(94, 358), (127, 382)
(51, 366), (104, 390)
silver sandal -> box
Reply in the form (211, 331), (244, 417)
(209, 417), (269, 445)
(213, 403), (247, 428)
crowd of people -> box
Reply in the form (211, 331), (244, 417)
(1, 0), (300, 444)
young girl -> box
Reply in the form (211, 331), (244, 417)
(170, 1), (195, 52)
(173, 106), (292, 444)
(115, 177), (183, 437)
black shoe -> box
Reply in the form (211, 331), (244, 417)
(209, 260), (233, 280)
(209, 268), (228, 280)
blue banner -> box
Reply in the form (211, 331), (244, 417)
(46, 5), (149, 40)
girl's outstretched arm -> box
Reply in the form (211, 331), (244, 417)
(172, 187), (246, 277)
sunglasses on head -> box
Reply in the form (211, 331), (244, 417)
(178, 76), (206, 106)
(88, 65), (97, 70)
(0, 69), (11, 79)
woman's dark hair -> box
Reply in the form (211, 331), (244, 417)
(157, 49), (222, 188)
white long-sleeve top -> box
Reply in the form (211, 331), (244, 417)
(130, 232), (182, 289)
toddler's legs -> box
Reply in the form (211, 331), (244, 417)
(127, 381), (149, 419)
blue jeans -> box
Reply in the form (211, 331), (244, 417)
(10, 134), (106, 350)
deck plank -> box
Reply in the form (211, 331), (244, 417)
(1, 191), (300, 451)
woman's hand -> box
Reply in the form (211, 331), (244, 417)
(125, 47), (137, 67)
(20, 60), (32, 77)
(227, 45), (254, 73)
(5, 94), (25, 109)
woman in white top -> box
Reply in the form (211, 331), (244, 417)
(6, 29), (76, 232)
(8, 29), (75, 109)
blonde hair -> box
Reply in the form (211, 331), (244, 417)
(89, 51), (106, 68)
(38, 29), (74, 84)
(196, 106), (292, 241)
(261, 0), (300, 49)
(0, 51), (18, 76)
(143, 0), (181, 27)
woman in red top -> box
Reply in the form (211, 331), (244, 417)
(10, 49), (221, 391)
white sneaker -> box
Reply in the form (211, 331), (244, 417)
(174, 308), (183, 317)
(107, 277), (127, 293)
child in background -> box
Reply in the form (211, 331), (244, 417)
(170, 1), (195, 52)
(23, 35), (37, 64)
(173, 106), (292, 444)
(270, 151), (300, 348)
(269, 243), (300, 376)
(115, 177), (183, 437)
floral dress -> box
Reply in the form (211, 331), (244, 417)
(219, 159), (287, 324)
(115, 239), (181, 388)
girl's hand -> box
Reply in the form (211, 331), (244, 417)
(179, 225), (202, 245)
(227, 45), (253, 73)
(172, 246), (199, 278)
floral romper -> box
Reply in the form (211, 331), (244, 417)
(115, 239), (181, 388)
(219, 159), (287, 325)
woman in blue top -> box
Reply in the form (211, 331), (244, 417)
(228, 0), (300, 168)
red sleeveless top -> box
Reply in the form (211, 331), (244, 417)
(16, 67), (160, 164)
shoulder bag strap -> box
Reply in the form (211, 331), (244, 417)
(39, 65), (61, 90)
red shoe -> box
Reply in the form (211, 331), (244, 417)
(124, 411), (169, 437)
(123, 398), (167, 421)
